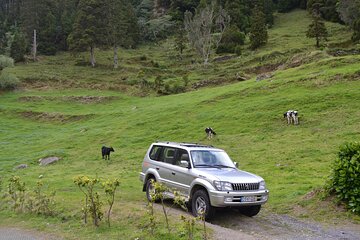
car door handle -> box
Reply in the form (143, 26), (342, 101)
(171, 172), (176, 175)
(156, 167), (160, 171)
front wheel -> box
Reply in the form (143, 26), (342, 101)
(238, 205), (261, 217)
(191, 190), (215, 220)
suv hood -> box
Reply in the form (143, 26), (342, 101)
(195, 168), (263, 183)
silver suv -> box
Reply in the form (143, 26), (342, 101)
(140, 142), (269, 219)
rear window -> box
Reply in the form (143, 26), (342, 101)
(149, 145), (162, 160)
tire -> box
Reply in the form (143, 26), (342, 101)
(191, 189), (215, 220)
(238, 205), (261, 217)
(145, 178), (159, 203)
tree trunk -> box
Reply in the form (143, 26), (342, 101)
(316, 36), (320, 48)
(32, 29), (37, 61)
(90, 46), (96, 67)
(113, 46), (118, 69)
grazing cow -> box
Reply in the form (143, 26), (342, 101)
(102, 146), (114, 160)
(283, 110), (299, 125)
(205, 127), (216, 139)
(292, 111), (299, 125)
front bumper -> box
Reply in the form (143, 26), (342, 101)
(209, 189), (269, 207)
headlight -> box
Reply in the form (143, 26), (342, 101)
(214, 181), (233, 191)
(259, 180), (266, 190)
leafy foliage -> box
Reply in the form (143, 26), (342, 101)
(0, 55), (19, 90)
(327, 142), (360, 214)
(102, 178), (120, 227)
(152, 181), (170, 233)
(26, 181), (56, 216)
(7, 176), (26, 212)
(0, 70), (20, 90)
(249, 4), (268, 50)
(73, 175), (103, 227)
(10, 29), (27, 62)
(0, 55), (14, 69)
(67, 0), (108, 67)
(337, 0), (360, 42)
(307, 0), (341, 23)
(306, 11), (328, 48)
(217, 25), (245, 54)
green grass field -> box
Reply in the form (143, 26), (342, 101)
(1, 10), (360, 239)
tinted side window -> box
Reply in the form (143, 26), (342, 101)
(158, 147), (176, 164)
(175, 149), (190, 167)
(149, 145), (163, 161)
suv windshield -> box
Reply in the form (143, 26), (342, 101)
(190, 150), (235, 168)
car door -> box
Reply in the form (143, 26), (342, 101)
(167, 149), (194, 196)
(151, 146), (176, 187)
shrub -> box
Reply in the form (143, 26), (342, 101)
(234, 45), (242, 56)
(0, 55), (14, 70)
(10, 31), (27, 62)
(327, 142), (360, 214)
(102, 179), (120, 227)
(0, 71), (20, 90)
(74, 176), (103, 227)
(7, 176), (26, 212)
(26, 181), (56, 216)
(217, 26), (245, 54)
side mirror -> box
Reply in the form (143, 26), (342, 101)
(234, 162), (238, 168)
(180, 161), (190, 169)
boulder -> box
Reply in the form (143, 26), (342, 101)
(39, 156), (61, 166)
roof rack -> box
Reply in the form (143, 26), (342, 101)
(155, 141), (213, 148)
(180, 143), (214, 148)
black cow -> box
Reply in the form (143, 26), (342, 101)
(205, 127), (216, 139)
(102, 146), (114, 160)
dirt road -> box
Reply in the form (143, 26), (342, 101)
(208, 208), (360, 240)
(1, 207), (359, 240)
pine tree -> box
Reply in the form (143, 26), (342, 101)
(249, 5), (268, 50)
(105, 0), (139, 68)
(174, 25), (187, 56)
(10, 29), (27, 62)
(225, 0), (251, 33)
(68, 0), (108, 67)
(306, 9), (328, 48)
(21, 0), (58, 55)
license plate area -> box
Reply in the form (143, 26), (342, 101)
(241, 196), (256, 202)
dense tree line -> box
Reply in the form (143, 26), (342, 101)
(0, 0), (359, 64)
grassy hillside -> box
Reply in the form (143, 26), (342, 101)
(1, 9), (360, 239)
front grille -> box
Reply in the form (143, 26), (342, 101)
(232, 183), (259, 191)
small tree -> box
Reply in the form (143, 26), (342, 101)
(7, 176), (26, 212)
(307, 5), (328, 48)
(74, 176), (103, 227)
(153, 181), (170, 233)
(174, 25), (187, 56)
(174, 191), (196, 240)
(249, 4), (268, 50)
(68, 0), (108, 67)
(184, 3), (230, 65)
(10, 30), (27, 62)
(102, 179), (120, 227)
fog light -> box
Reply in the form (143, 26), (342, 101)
(261, 195), (268, 201)
(225, 197), (232, 202)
